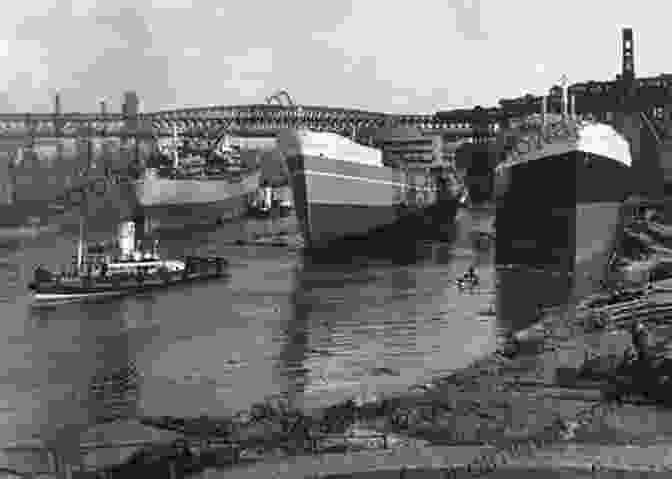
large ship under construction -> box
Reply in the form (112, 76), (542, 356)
(277, 128), (462, 252)
(494, 85), (633, 298)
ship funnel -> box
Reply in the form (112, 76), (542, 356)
(118, 220), (136, 259)
(263, 186), (273, 210)
(570, 94), (576, 119)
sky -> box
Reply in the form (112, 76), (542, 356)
(0, 0), (669, 115)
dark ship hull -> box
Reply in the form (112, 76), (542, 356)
(495, 123), (632, 299)
(463, 146), (497, 205)
(464, 166), (494, 205)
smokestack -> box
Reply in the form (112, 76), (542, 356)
(54, 92), (61, 115)
(622, 28), (635, 82)
(99, 99), (107, 116)
(570, 94), (576, 118)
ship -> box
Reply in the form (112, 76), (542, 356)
(28, 219), (227, 303)
(494, 83), (633, 298)
(133, 130), (261, 229)
(276, 129), (461, 251)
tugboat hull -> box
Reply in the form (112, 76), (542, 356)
(29, 257), (227, 303)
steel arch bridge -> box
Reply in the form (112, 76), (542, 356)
(1, 78), (672, 148)
(0, 104), (496, 143)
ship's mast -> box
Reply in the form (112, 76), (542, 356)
(76, 213), (85, 273)
(559, 74), (569, 119)
(76, 123), (94, 274)
(570, 93), (576, 119)
(171, 125), (180, 169)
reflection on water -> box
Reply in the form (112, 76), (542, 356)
(495, 267), (573, 332)
(0, 207), (589, 453)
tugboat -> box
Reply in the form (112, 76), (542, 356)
(28, 219), (227, 303)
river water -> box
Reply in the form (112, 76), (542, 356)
(0, 205), (576, 454)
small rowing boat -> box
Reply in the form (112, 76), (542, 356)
(455, 275), (480, 289)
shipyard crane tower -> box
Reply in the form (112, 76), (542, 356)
(613, 28), (666, 201)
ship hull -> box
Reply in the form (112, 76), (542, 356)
(495, 150), (632, 296)
(138, 194), (253, 232)
(30, 270), (226, 303)
(278, 131), (459, 250)
(134, 170), (261, 207)
(132, 170), (261, 230)
(29, 257), (226, 303)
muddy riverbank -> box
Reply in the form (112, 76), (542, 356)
(113, 278), (672, 477)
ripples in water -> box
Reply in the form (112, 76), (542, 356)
(0, 210), (591, 450)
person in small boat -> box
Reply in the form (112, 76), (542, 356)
(459, 266), (479, 285)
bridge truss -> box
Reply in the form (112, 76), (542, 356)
(0, 75), (671, 149)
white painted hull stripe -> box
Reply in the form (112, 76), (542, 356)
(293, 170), (437, 192)
(498, 140), (631, 171)
(34, 291), (128, 301)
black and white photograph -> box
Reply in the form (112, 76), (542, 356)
(0, 2), (671, 478)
